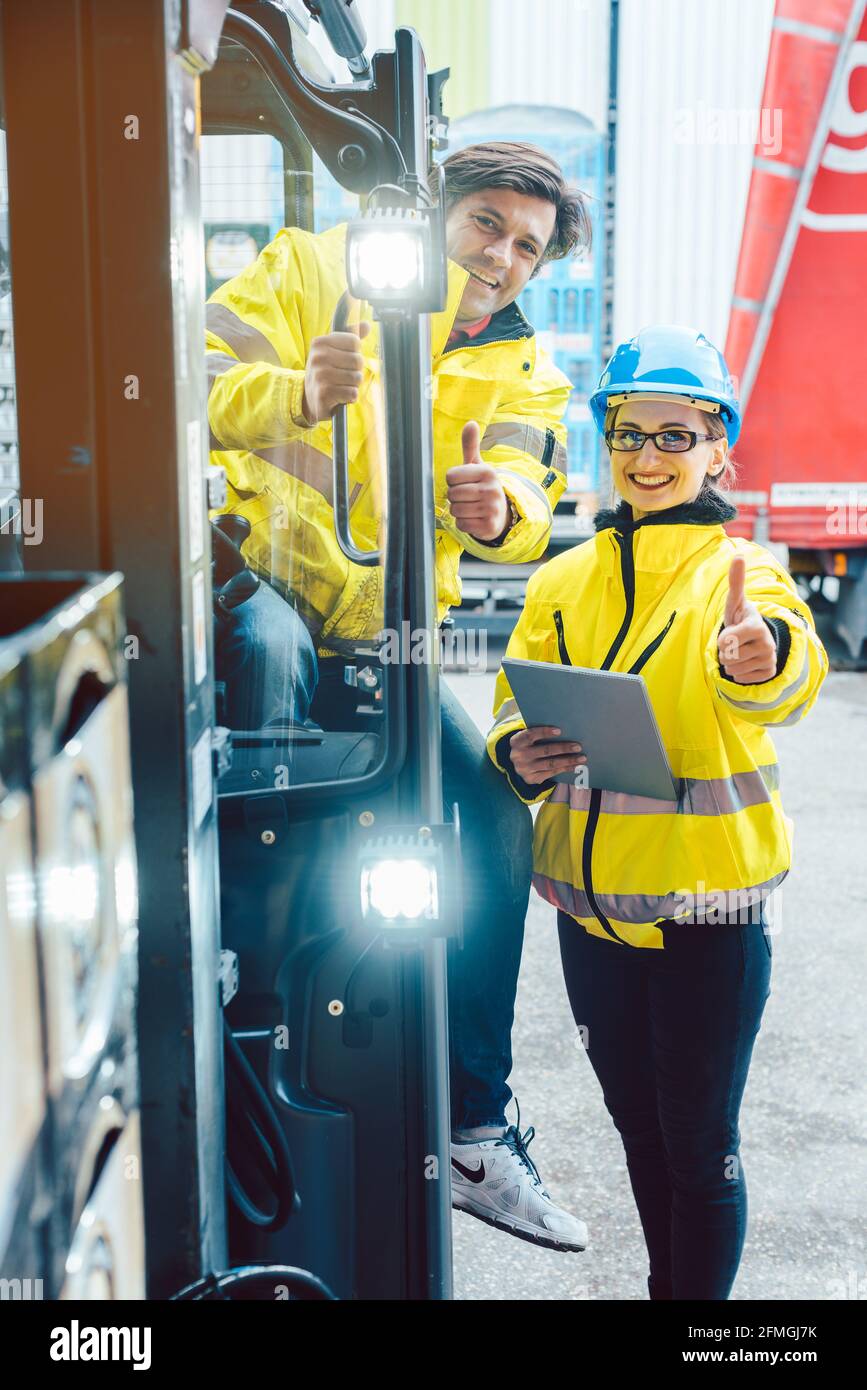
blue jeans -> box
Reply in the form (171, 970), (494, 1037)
(557, 912), (772, 1300)
(441, 684), (533, 1130)
(311, 658), (534, 1132)
(214, 579), (319, 729)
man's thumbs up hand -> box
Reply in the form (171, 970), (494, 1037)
(445, 420), (511, 541)
(460, 419), (482, 466)
(717, 556), (777, 684)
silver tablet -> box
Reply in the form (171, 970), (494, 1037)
(502, 657), (678, 802)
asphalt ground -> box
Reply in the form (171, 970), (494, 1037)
(443, 668), (867, 1302)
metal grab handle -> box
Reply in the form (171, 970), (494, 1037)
(331, 290), (381, 567)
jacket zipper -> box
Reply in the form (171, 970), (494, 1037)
(628, 611), (677, 676)
(580, 530), (638, 943)
(438, 335), (529, 359)
(601, 531), (636, 670)
(556, 533), (679, 945)
(553, 608), (572, 666)
(539, 430), (560, 490)
(551, 601), (621, 942)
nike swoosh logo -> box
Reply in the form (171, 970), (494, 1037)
(451, 1156), (486, 1184)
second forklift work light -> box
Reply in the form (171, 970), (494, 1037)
(357, 820), (462, 944)
(360, 831), (441, 926)
(361, 856), (439, 923)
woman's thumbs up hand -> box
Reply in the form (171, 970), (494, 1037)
(717, 556), (777, 684)
(723, 555), (748, 628)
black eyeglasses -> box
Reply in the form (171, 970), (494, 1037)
(605, 428), (717, 454)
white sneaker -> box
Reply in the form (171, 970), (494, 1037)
(450, 1117), (588, 1253)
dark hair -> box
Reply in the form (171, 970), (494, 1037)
(440, 141), (592, 275)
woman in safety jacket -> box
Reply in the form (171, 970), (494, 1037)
(486, 325), (828, 1299)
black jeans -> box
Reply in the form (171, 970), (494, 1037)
(312, 660), (534, 1130)
(557, 912), (773, 1300)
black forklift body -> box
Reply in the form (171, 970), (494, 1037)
(1, 0), (457, 1302)
(203, 3), (457, 1299)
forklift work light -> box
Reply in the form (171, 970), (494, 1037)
(346, 208), (434, 308)
(350, 230), (423, 294)
(358, 826), (448, 933)
(361, 857), (438, 922)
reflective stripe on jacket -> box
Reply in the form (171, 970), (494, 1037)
(205, 223), (569, 648)
(486, 494), (828, 949)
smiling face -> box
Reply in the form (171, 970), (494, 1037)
(608, 398), (729, 516)
(445, 187), (557, 324)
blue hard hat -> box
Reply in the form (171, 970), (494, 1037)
(589, 325), (741, 446)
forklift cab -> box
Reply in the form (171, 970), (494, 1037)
(202, 18), (388, 784)
(0, 0), (459, 1304)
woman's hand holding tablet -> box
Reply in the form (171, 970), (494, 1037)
(509, 726), (587, 785)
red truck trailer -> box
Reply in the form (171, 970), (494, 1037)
(725, 0), (867, 659)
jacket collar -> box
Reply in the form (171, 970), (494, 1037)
(594, 486), (737, 534)
(431, 260), (470, 357)
(451, 298), (535, 350)
(592, 487), (738, 578)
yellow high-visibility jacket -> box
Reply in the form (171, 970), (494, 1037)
(205, 223), (570, 651)
(486, 492), (828, 949)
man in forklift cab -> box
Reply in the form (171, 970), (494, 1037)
(206, 141), (591, 1251)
